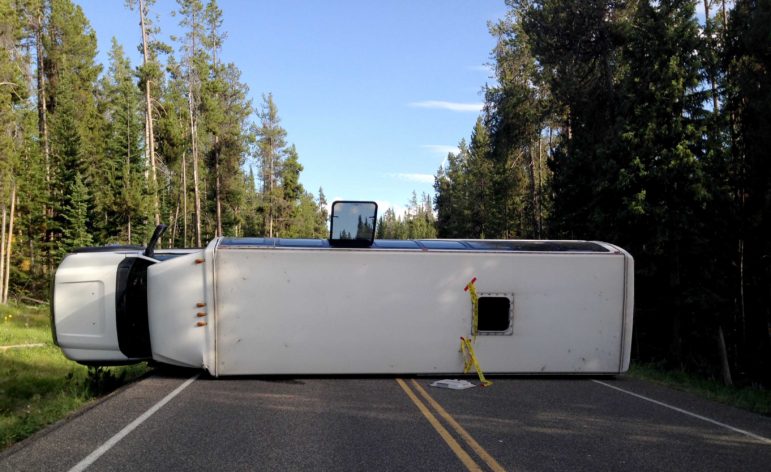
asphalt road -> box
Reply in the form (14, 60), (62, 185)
(2, 372), (770, 471)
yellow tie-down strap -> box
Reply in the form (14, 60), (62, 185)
(460, 336), (492, 387)
(461, 277), (492, 387)
(464, 277), (479, 343)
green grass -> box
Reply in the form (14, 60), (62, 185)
(629, 362), (771, 416)
(0, 303), (51, 345)
(0, 303), (149, 450)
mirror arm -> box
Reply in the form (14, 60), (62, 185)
(144, 224), (168, 258)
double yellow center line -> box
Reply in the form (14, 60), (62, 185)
(396, 379), (507, 472)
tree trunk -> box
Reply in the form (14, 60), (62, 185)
(182, 151), (188, 246)
(138, 0), (160, 227)
(35, 9), (49, 182)
(126, 92), (132, 245)
(0, 204), (6, 302)
(166, 206), (173, 248)
(722, 0), (744, 355)
(717, 324), (733, 386)
(527, 143), (538, 237)
(215, 135), (222, 237)
(35, 7), (52, 275)
(739, 238), (746, 347)
(28, 233), (34, 277)
(704, 0), (720, 114)
(188, 85), (202, 247)
(268, 142), (274, 238)
(171, 200), (180, 245)
(720, 0), (728, 34)
(536, 136), (543, 238)
(184, 15), (203, 248)
(4, 184), (16, 303)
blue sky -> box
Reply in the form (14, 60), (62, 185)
(75, 1), (506, 215)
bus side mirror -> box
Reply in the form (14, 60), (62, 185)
(329, 201), (377, 248)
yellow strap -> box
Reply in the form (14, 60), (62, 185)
(460, 336), (492, 387)
(465, 278), (479, 343)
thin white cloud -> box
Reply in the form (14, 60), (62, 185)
(421, 144), (460, 156)
(388, 173), (435, 184)
(468, 64), (493, 73)
(408, 100), (484, 112)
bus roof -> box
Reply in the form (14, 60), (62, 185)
(218, 238), (613, 253)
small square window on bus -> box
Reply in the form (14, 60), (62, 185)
(477, 296), (512, 334)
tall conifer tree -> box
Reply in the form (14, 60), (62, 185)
(101, 38), (147, 244)
(723, 0), (771, 385)
(256, 93), (287, 238)
(44, 0), (105, 261)
(616, 0), (710, 370)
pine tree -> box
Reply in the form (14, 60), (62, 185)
(275, 144), (302, 235)
(284, 192), (326, 238)
(615, 0), (710, 370)
(723, 0), (771, 386)
(0, 0), (31, 301)
(697, 2), (735, 385)
(177, 0), (208, 246)
(433, 157), (453, 237)
(406, 15), (548, 241)
(126, 0), (170, 229)
(49, 72), (85, 258)
(44, 0), (105, 262)
(203, 56), (253, 238)
(155, 55), (190, 246)
(522, 0), (629, 239)
(376, 195), (436, 241)
(58, 172), (92, 256)
(214, 68), (253, 238)
(434, 141), (470, 238)
(407, 192), (437, 239)
(466, 118), (494, 238)
(376, 207), (393, 239)
(316, 187), (328, 237)
(256, 93), (287, 238)
(201, 0), (226, 237)
(486, 7), (544, 239)
(0, 0), (333, 299)
(239, 166), (262, 237)
(101, 38), (147, 244)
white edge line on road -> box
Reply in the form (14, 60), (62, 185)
(592, 379), (771, 445)
(68, 374), (199, 472)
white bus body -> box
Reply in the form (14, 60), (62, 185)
(52, 238), (633, 376)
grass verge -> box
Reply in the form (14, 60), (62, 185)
(628, 362), (771, 416)
(0, 303), (149, 450)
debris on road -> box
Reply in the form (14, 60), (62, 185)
(430, 379), (476, 390)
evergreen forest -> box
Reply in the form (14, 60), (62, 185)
(0, 0), (768, 387)
(434, 0), (770, 388)
(0, 0), (335, 300)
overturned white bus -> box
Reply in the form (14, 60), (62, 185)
(52, 201), (633, 377)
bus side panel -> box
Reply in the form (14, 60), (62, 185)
(213, 249), (627, 375)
